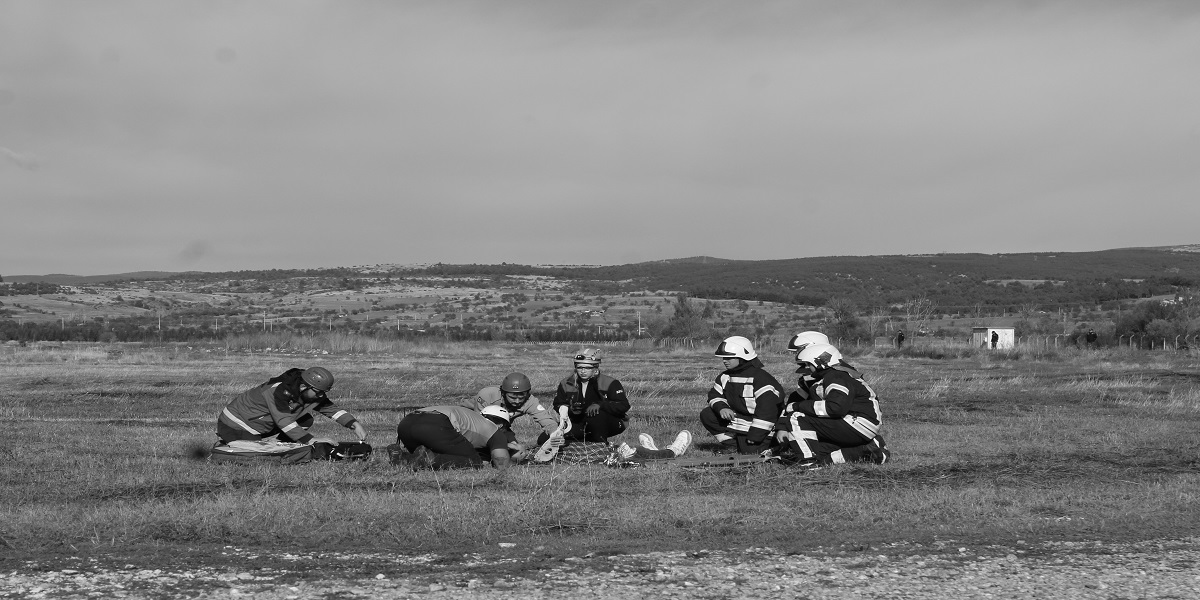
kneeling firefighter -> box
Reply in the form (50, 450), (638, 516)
(214, 367), (370, 461)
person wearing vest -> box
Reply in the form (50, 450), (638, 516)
(392, 405), (520, 470)
(216, 367), (367, 446)
(469, 372), (561, 445)
(552, 348), (630, 443)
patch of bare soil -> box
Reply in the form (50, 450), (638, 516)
(4, 538), (1200, 599)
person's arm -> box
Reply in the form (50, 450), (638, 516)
(485, 430), (513, 470)
(597, 379), (630, 417)
(707, 374), (733, 418)
(264, 389), (321, 444)
(470, 387), (501, 411)
(745, 377), (781, 444)
(524, 396), (562, 436)
(794, 372), (854, 419)
(313, 400), (365, 439)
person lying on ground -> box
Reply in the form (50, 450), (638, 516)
(698, 336), (783, 455)
(216, 366), (367, 447)
(390, 405), (528, 470)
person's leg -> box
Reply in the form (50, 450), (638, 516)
(217, 421), (263, 444)
(779, 415), (873, 465)
(699, 406), (737, 451)
(582, 412), (626, 443)
(396, 412), (483, 469)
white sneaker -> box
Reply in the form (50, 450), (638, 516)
(666, 430), (693, 456)
(616, 442), (636, 460)
(638, 433), (658, 451)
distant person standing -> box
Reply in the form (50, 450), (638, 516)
(991, 330), (999, 349)
(895, 330), (905, 349)
(1086, 328), (1098, 347)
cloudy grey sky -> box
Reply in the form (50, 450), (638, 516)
(3, 1), (1200, 276)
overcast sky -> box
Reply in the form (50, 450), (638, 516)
(3, 1), (1199, 276)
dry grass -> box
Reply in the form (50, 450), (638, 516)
(2, 341), (1199, 559)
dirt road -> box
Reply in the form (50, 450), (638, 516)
(4, 538), (1199, 599)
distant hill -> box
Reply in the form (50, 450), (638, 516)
(6, 245), (1199, 310)
(5, 271), (192, 285)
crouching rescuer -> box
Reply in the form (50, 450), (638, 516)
(774, 343), (890, 467)
(390, 405), (526, 470)
(213, 367), (370, 462)
(699, 336), (783, 454)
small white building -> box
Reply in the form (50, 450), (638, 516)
(972, 326), (1015, 349)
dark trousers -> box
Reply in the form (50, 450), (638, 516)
(396, 412), (485, 469)
(779, 414), (873, 464)
(217, 414), (313, 444)
(564, 411), (627, 443)
(698, 406), (765, 454)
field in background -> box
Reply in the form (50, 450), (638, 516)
(2, 341), (1199, 570)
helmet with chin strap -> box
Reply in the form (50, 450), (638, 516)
(301, 367), (335, 392)
(794, 343), (843, 372)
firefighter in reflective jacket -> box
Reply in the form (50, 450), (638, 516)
(776, 343), (889, 467)
(553, 348), (630, 443)
(699, 336), (783, 454)
(216, 367), (367, 446)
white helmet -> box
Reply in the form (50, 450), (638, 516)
(794, 343), (843, 371)
(787, 331), (830, 353)
(714, 336), (757, 361)
(481, 405), (512, 426)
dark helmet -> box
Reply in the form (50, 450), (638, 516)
(301, 367), (335, 392)
(500, 372), (532, 394)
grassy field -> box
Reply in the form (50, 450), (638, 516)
(2, 341), (1199, 568)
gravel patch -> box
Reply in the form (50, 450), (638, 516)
(3, 538), (1199, 599)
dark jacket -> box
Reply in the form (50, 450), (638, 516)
(553, 373), (630, 420)
(706, 358), (783, 444)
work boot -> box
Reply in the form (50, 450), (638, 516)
(385, 443), (408, 465)
(865, 435), (891, 464)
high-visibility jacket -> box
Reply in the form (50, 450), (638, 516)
(789, 365), (882, 438)
(469, 386), (560, 436)
(707, 359), (782, 444)
(218, 382), (358, 445)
